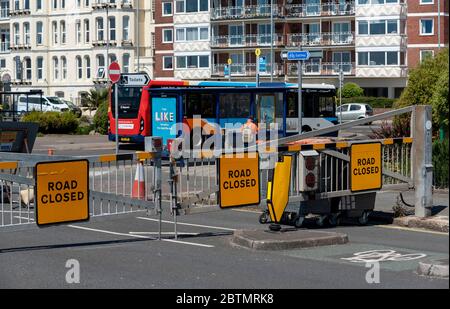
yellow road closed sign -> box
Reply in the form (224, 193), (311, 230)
(350, 142), (382, 192)
(219, 152), (260, 208)
(35, 160), (89, 226)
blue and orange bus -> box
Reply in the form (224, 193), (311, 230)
(108, 80), (337, 148)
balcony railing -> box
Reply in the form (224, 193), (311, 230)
(286, 32), (354, 47)
(287, 62), (355, 76)
(211, 5), (284, 20)
(211, 34), (284, 48)
(212, 63), (285, 77)
(0, 42), (10, 53)
(211, 2), (354, 20)
(285, 2), (355, 18)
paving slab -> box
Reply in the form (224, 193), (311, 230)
(417, 259), (449, 278)
(231, 228), (348, 250)
(394, 216), (449, 233)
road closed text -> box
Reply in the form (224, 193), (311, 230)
(40, 180), (85, 204)
(352, 157), (380, 176)
(223, 169), (257, 190)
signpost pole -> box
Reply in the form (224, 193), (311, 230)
(339, 66), (343, 125)
(256, 55), (260, 87)
(298, 60), (303, 134)
(115, 82), (119, 155)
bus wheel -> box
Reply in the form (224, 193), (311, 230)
(301, 126), (312, 133)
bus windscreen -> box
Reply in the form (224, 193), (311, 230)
(111, 86), (143, 119)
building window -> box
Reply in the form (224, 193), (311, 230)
(84, 19), (90, 43)
(53, 57), (59, 80)
(61, 56), (67, 79)
(52, 21), (58, 44)
(358, 21), (368, 35)
(23, 22), (30, 45)
(96, 55), (105, 78)
(175, 0), (208, 13)
(85, 56), (91, 79)
(24, 57), (31, 80)
(420, 19), (434, 35)
(162, 1), (172, 16)
(109, 17), (116, 41)
(420, 0), (434, 4)
(122, 16), (130, 41)
(176, 55), (209, 69)
(36, 57), (43, 80)
(358, 51), (401, 66)
(60, 21), (66, 44)
(96, 17), (104, 41)
(163, 56), (173, 70)
(123, 54), (130, 73)
(420, 50), (434, 62)
(76, 56), (82, 79)
(163, 29), (173, 43)
(36, 22), (43, 45)
(76, 21), (82, 44)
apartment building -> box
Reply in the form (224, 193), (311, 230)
(152, 0), (448, 98)
(0, 0), (154, 105)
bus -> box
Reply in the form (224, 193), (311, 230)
(108, 80), (337, 148)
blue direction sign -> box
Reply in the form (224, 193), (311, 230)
(259, 56), (266, 72)
(287, 51), (310, 61)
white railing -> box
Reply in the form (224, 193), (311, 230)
(211, 34), (284, 48)
(211, 5), (283, 20)
(0, 42), (10, 53)
(212, 63), (284, 77)
(285, 1), (355, 17)
(286, 32), (354, 47)
(287, 62), (355, 76)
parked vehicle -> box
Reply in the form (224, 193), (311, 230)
(17, 95), (70, 113)
(48, 97), (82, 117)
(336, 103), (373, 124)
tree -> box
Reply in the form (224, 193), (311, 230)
(395, 48), (449, 131)
(84, 88), (109, 114)
(431, 71), (449, 133)
(337, 82), (364, 98)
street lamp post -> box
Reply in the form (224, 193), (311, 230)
(270, 0), (274, 82)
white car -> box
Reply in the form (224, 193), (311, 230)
(17, 95), (70, 113)
(336, 103), (374, 124)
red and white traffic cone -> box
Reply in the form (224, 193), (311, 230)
(132, 160), (146, 200)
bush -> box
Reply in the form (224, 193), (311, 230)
(93, 101), (109, 135)
(337, 82), (364, 98)
(430, 71), (449, 132)
(341, 96), (396, 108)
(432, 139), (449, 188)
(370, 118), (411, 139)
(396, 48), (449, 130)
(21, 111), (79, 134)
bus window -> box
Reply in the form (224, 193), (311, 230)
(219, 93), (251, 126)
(318, 96), (335, 118)
(111, 86), (143, 119)
(184, 93), (216, 121)
(286, 91), (318, 117)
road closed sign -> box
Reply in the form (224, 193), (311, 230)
(350, 143), (382, 192)
(35, 160), (89, 226)
(218, 153), (260, 208)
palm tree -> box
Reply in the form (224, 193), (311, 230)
(84, 88), (109, 115)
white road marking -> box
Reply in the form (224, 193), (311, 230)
(232, 209), (262, 214)
(129, 232), (199, 236)
(68, 225), (214, 248)
(136, 216), (236, 231)
(377, 225), (449, 236)
(342, 250), (427, 263)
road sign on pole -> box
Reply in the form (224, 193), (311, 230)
(120, 73), (150, 86)
(108, 62), (121, 154)
(108, 62), (121, 84)
(259, 56), (267, 72)
(287, 51), (310, 61)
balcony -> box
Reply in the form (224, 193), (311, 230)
(211, 5), (284, 21)
(211, 34), (284, 49)
(92, 1), (118, 9)
(121, 0), (133, 8)
(92, 40), (118, 47)
(286, 32), (354, 47)
(212, 63), (285, 77)
(287, 62), (355, 76)
(211, 2), (355, 20)
(8, 8), (31, 16)
(285, 1), (354, 18)
(0, 42), (10, 53)
(10, 43), (31, 50)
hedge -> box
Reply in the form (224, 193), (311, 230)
(432, 138), (449, 188)
(21, 111), (79, 134)
(340, 96), (397, 108)
(93, 101), (109, 135)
